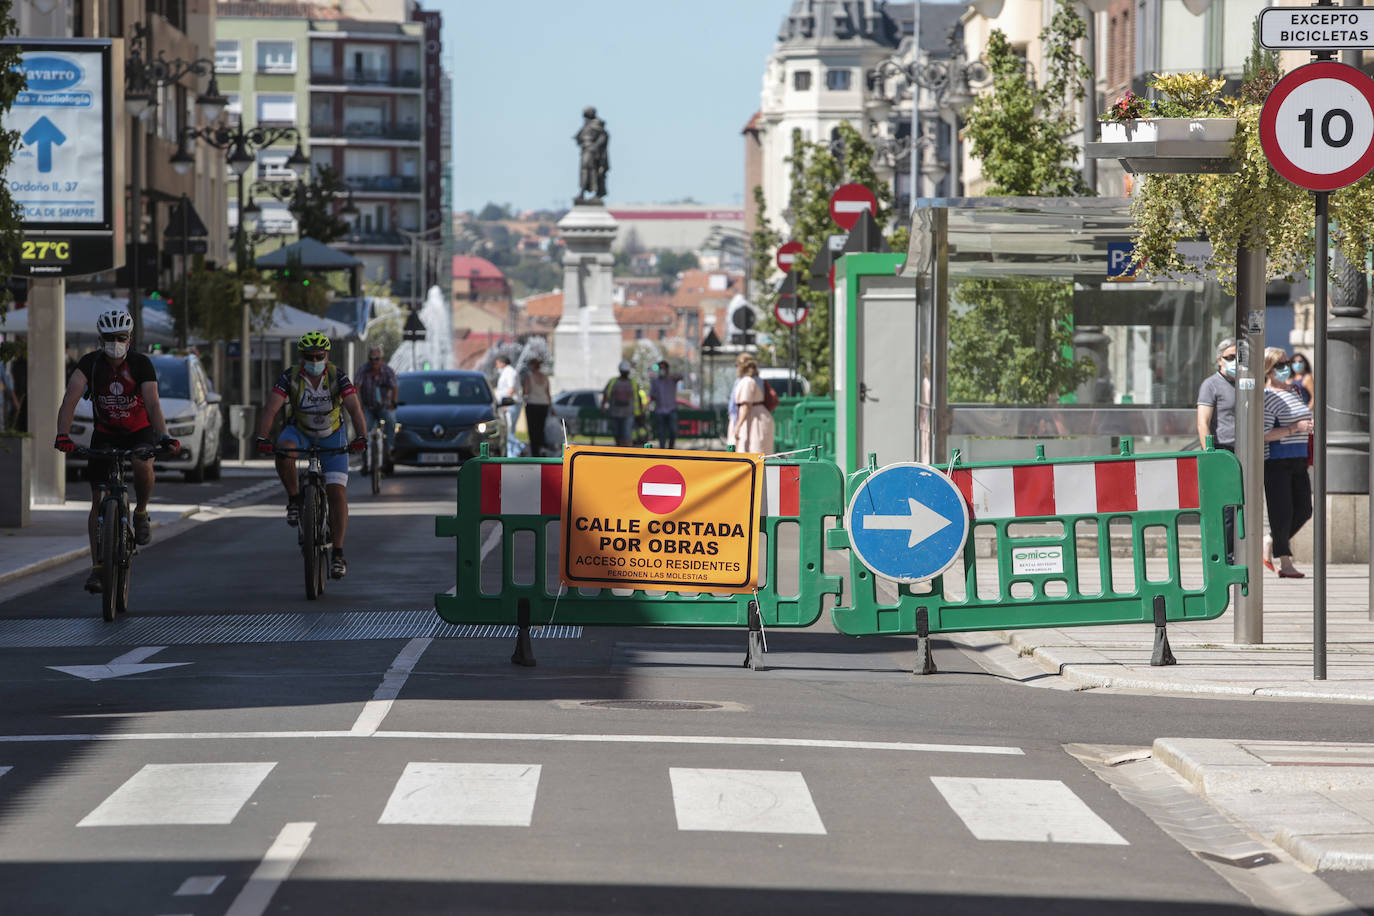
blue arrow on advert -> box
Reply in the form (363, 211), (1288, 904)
(23, 116), (66, 173)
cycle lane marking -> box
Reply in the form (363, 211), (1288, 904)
(350, 637), (431, 736)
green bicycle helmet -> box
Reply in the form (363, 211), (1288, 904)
(298, 331), (331, 353)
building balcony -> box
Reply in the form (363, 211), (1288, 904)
(338, 228), (407, 247)
(309, 68), (422, 89)
(343, 175), (421, 194)
(310, 121), (422, 141)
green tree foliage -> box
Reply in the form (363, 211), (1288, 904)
(0, 1), (24, 353)
(477, 202), (511, 221)
(289, 165), (349, 244)
(273, 253), (331, 316)
(947, 277), (1093, 403)
(181, 261), (275, 343)
(748, 122), (899, 394)
(961, 0), (1092, 197)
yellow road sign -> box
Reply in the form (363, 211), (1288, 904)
(560, 445), (763, 592)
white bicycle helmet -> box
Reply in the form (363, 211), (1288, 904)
(96, 308), (134, 335)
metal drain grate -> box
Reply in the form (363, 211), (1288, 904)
(580, 700), (723, 711)
(0, 614), (581, 648)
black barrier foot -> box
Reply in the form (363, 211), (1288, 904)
(511, 598), (537, 667)
(1150, 595), (1176, 667)
(743, 600), (767, 671)
(914, 607), (937, 676)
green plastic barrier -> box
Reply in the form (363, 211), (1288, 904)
(572, 406), (728, 445)
(435, 448), (844, 628)
(771, 396), (804, 451)
(788, 398), (835, 463)
(828, 440), (1248, 637)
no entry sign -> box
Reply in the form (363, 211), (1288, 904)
(638, 464), (686, 514)
(776, 240), (804, 273)
(1260, 61), (1374, 191)
(829, 183), (877, 231)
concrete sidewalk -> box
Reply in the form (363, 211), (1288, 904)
(998, 565), (1374, 703)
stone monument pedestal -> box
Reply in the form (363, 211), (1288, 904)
(552, 201), (623, 394)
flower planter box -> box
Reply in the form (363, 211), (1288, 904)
(1100, 118), (1237, 144)
(0, 435), (31, 528)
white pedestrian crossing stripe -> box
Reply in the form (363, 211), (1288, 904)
(78, 762), (276, 827)
(670, 767), (826, 835)
(931, 777), (1128, 845)
(379, 762), (541, 826)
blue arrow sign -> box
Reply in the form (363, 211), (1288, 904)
(845, 462), (969, 583)
(23, 116), (65, 173)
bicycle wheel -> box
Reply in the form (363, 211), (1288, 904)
(314, 487), (330, 595)
(302, 482), (321, 600)
(98, 502), (120, 622)
(114, 537), (132, 615)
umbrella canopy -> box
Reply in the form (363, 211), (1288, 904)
(0, 294), (177, 346)
(255, 238), (362, 271)
(255, 302), (353, 341)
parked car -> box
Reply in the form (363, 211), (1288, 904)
(551, 387), (601, 437)
(69, 353), (223, 482)
(759, 368), (811, 397)
(392, 370), (506, 466)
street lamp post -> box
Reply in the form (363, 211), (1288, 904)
(124, 20), (226, 353)
(172, 124), (308, 459)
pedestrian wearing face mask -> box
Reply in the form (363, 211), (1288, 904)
(54, 309), (178, 593)
(254, 332), (369, 579)
(1197, 337), (1238, 562)
(1288, 351), (1314, 406)
(1262, 348), (1314, 578)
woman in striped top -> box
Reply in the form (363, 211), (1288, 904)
(1262, 347), (1314, 578)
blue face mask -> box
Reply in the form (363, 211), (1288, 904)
(303, 358), (327, 377)
(1292, 361), (1306, 373)
(1222, 358), (1236, 378)
(1276, 366), (1293, 382)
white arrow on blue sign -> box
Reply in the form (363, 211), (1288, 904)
(845, 462), (969, 583)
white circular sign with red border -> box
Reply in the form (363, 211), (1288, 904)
(637, 464), (686, 514)
(774, 296), (808, 327)
(1260, 61), (1374, 192)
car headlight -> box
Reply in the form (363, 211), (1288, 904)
(475, 420), (499, 436)
(168, 423), (196, 437)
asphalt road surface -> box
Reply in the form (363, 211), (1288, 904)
(1, 471), (1372, 915)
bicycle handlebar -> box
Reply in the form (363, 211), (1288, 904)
(75, 444), (163, 460)
(270, 444), (353, 457)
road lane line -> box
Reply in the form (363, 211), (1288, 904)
(671, 767), (825, 834)
(350, 637), (431, 736)
(78, 762), (276, 826)
(223, 821), (315, 916)
(0, 729), (1022, 755)
(379, 762), (541, 826)
(931, 776), (1128, 844)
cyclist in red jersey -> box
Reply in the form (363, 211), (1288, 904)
(54, 309), (178, 593)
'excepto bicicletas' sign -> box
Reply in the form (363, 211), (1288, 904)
(560, 445), (763, 592)
(1259, 7), (1374, 51)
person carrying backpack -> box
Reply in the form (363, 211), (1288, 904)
(601, 360), (643, 447)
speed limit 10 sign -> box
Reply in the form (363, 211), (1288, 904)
(1260, 61), (1374, 191)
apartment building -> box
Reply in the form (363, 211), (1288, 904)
(214, 0), (446, 296)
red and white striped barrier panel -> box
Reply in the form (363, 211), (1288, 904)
(478, 462), (803, 518)
(948, 456), (1200, 520)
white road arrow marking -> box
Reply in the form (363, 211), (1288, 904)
(48, 646), (191, 682)
(862, 498), (953, 548)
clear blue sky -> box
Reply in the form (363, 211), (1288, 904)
(440, 0), (789, 213)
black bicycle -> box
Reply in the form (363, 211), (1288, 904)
(273, 443), (352, 599)
(77, 444), (162, 622)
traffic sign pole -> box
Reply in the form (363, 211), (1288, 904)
(1258, 57), (1374, 679)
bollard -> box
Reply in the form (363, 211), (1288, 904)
(511, 597), (536, 667)
(914, 606), (937, 676)
(742, 599), (767, 671)
(1150, 594), (1176, 667)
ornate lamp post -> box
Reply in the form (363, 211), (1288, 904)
(171, 124), (308, 459)
(124, 21), (226, 351)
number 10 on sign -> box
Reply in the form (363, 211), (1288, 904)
(1260, 61), (1374, 192)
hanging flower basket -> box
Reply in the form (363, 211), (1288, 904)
(1100, 117), (1237, 144)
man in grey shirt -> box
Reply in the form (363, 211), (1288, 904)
(1196, 337), (1237, 449)
(1197, 336), (1238, 562)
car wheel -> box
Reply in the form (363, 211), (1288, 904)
(183, 434), (206, 483)
(204, 445), (222, 480)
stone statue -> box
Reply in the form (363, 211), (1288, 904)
(575, 106), (609, 201)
